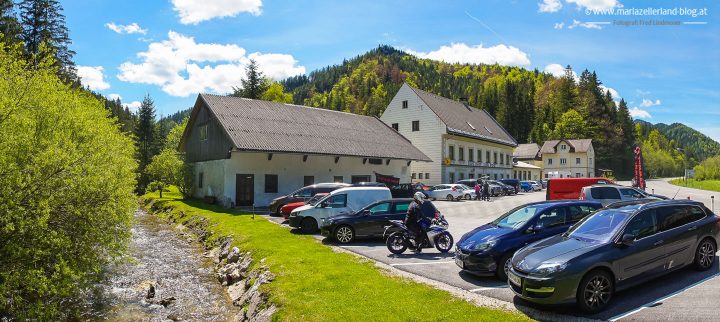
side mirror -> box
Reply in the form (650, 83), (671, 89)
(527, 224), (544, 233)
(618, 233), (635, 246)
(362, 210), (371, 216)
(320, 202), (328, 208)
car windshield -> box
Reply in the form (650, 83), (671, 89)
(459, 184), (471, 190)
(492, 205), (544, 229)
(567, 210), (631, 242)
(307, 194), (325, 205)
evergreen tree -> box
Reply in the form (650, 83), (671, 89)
(0, 0), (21, 45)
(18, 0), (76, 82)
(134, 94), (158, 191)
(232, 59), (269, 99)
(616, 99), (635, 177)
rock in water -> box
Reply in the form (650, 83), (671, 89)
(146, 284), (155, 299)
(159, 297), (176, 307)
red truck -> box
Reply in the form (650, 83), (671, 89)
(545, 177), (614, 200)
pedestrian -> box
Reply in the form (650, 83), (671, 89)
(474, 183), (481, 200)
(483, 181), (490, 201)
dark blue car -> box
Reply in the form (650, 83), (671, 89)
(455, 200), (602, 281)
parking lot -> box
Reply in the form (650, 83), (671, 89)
(267, 179), (719, 321)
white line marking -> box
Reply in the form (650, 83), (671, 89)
(389, 261), (456, 266)
(608, 271), (720, 321)
(469, 286), (509, 292)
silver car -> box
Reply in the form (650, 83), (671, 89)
(580, 185), (664, 206)
(426, 184), (465, 201)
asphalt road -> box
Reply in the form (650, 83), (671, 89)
(267, 179), (720, 321)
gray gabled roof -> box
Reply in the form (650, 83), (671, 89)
(514, 143), (540, 159)
(540, 139), (593, 154)
(407, 85), (518, 147)
(188, 94), (431, 161)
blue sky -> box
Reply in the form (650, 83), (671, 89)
(64, 0), (719, 140)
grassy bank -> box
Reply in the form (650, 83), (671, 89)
(142, 187), (530, 322)
(670, 179), (720, 193)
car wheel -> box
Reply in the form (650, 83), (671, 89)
(300, 217), (318, 234)
(446, 194), (454, 201)
(694, 238), (716, 271)
(334, 225), (354, 244)
(273, 204), (284, 217)
(576, 270), (613, 313)
(496, 252), (513, 281)
(464, 194), (471, 200)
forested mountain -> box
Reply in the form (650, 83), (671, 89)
(636, 121), (720, 162)
(281, 45), (636, 178)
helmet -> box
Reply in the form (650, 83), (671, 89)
(413, 192), (425, 203)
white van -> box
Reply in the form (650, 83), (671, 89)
(288, 187), (392, 233)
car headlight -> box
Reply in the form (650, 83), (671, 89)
(529, 262), (568, 277)
(471, 239), (497, 252)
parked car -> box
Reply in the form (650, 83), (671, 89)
(499, 179), (521, 194)
(483, 181), (505, 197)
(288, 187), (392, 233)
(352, 182), (387, 187)
(580, 185), (666, 206)
(508, 200), (719, 313)
(545, 177), (614, 200)
(520, 181), (541, 192)
(488, 180), (515, 196)
(269, 182), (351, 215)
(455, 200), (602, 281)
(456, 179), (482, 187)
(540, 179), (548, 189)
(320, 198), (440, 243)
(425, 184), (465, 201)
(390, 182), (428, 198)
(280, 193), (328, 219)
(458, 184), (477, 200)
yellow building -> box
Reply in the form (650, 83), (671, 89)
(539, 139), (595, 178)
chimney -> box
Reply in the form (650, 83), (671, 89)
(459, 98), (471, 111)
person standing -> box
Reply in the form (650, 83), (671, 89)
(474, 183), (481, 200)
(483, 180), (491, 201)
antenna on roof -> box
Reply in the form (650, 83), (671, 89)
(459, 98), (472, 111)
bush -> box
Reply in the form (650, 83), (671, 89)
(0, 44), (137, 319)
(694, 156), (720, 180)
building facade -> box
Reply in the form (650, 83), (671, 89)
(539, 139), (595, 178)
(180, 94), (430, 207)
(380, 84), (517, 186)
(513, 161), (542, 181)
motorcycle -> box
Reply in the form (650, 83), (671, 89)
(384, 214), (454, 254)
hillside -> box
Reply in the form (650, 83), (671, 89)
(636, 120), (720, 163)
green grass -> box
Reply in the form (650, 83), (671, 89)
(670, 179), (720, 193)
(142, 187), (531, 322)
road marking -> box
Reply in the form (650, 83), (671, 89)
(469, 286), (509, 292)
(389, 261), (456, 266)
(608, 271), (720, 321)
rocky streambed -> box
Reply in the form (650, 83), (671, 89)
(82, 208), (274, 321)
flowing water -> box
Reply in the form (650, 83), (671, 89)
(82, 209), (238, 321)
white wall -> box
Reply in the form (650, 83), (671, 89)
(443, 136), (514, 181)
(193, 159), (226, 200)
(380, 84), (446, 186)
(194, 152), (410, 207)
(542, 141), (595, 178)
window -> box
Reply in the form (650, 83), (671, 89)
(304, 176), (315, 186)
(468, 148), (474, 161)
(657, 206), (706, 232)
(500, 154), (504, 165)
(449, 172), (455, 183)
(537, 208), (566, 228)
(576, 158), (581, 165)
(351, 175), (371, 184)
(324, 194), (347, 208)
(486, 151), (490, 163)
(459, 172), (465, 180)
(402, 100), (408, 109)
(590, 187), (621, 200)
(393, 202), (411, 213)
(560, 158), (567, 165)
(425, 173), (430, 179)
(459, 147), (465, 161)
(368, 158), (382, 165)
(561, 144), (567, 150)
(547, 158), (553, 165)
(198, 172), (204, 188)
(567, 206), (595, 222)
(448, 145), (455, 160)
(506, 154), (510, 165)
(544, 173), (548, 179)
(334, 176), (343, 183)
(624, 211), (657, 240)
(576, 173), (582, 178)
(295, 187), (313, 198)
(367, 202), (390, 214)
(391, 123), (399, 131)
(589, 157), (593, 165)
(477, 149), (482, 162)
(411, 173), (416, 179)
(412, 120), (420, 131)
(469, 173), (474, 178)
(199, 124), (208, 141)
(418, 173), (423, 179)
(265, 174), (279, 193)
(620, 188), (644, 199)
(494, 152), (498, 164)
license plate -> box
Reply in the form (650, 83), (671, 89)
(508, 271), (522, 286)
(455, 256), (464, 269)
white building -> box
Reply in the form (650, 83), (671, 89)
(539, 139), (595, 178)
(380, 84), (517, 186)
(179, 94), (430, 207)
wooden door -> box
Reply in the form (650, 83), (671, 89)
(236, 174), (254, 206)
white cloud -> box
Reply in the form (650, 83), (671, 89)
(600, 85), (621, 100)
(108, 93), (122, 101)
(172, 0), (262, 25)
(554, 22), (565, 29)
(117, 31), (305, 97)
(566, 0), (621, 11)
(539, 0), (563, 13)
(568, 19), (603, 29)
(407, 43), (531, 67)
(640, 98), (661, 107)
(105, 22), (147, 35)
(629, 107), (651, 119)
(77, 66), (110, 91)
(124, 101), (142, 113)
(544, 63), (578, 80)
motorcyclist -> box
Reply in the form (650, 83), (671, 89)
(406, 192), (429, 252)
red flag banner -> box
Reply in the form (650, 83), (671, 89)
(375, 172), (400, 186)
